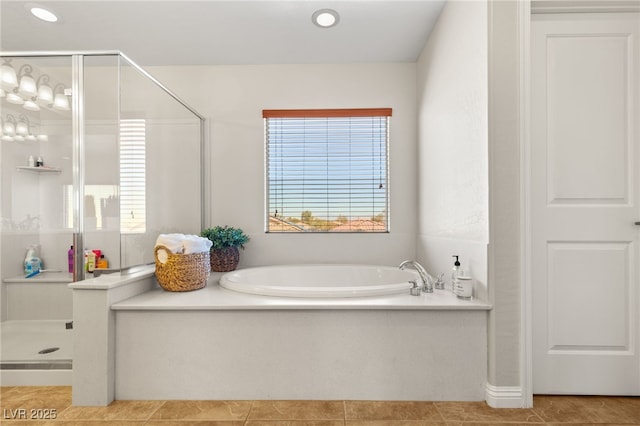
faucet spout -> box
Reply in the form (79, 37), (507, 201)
(399, 260), (434, 293)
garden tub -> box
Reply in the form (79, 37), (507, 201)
(219, 264), (419, 298)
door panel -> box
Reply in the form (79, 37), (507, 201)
(532, 13), (640, 395)
(547, 35), (629, 203)
(547, 242), (630, 349)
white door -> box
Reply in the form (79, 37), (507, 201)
(531, 13), (640, 394)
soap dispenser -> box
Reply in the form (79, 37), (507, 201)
(451, 255), (464, 292)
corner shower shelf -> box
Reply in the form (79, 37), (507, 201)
(16, 166), (62, 174)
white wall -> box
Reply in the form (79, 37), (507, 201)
(149, 63), (419, 267)
(415, 0), (489, 299)
(487, 0), (525, 395)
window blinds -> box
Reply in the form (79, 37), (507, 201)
(264, 108), (391, 233)
(120, 119), (146, 233)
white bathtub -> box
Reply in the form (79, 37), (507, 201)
(219, 264), (419, 297)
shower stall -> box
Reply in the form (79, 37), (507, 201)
(0, 52), (204, 385)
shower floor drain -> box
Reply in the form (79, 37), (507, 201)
(38, 347), (60, 354)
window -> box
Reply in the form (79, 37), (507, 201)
(119, 119), (146, 233)
(264, 108), (391, 233)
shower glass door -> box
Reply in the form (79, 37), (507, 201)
(1, 52), (204, 383)
(0, 55), (75, 374)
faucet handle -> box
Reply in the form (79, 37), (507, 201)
(409, 280), (421, 296)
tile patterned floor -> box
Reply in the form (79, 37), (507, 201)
(1, 387), (639, 425)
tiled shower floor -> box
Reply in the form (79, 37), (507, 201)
(0, 320), (72, 367)
(1, 387), (639, 424)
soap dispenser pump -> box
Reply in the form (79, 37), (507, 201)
(451, 255), (463, 291)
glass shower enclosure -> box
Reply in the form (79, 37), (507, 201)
(0, 52), (204, 383)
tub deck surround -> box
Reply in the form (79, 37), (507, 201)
(70, 266), (157, 406)
(68, 264), (156, 290)
(113, 273), (492, 311)
(72, 266), (490, 405)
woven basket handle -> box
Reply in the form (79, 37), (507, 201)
(154, 244), (173, 264)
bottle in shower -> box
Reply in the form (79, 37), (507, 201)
(24, 245), (42, 276)
(86, 250), (96, 273)
(97, 254), (108, 269)
(68, 245), (74, 273)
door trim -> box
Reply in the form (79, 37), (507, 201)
(520, 0), (533, 409)
(532, 0), (640, 15)
(500, 1), (640, 408)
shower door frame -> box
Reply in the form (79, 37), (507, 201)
(0, 50), (206, 282)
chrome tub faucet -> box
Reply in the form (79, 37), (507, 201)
(399, 260), (434, 293)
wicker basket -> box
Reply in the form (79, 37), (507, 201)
(210, 246), (240, 272)
(154, 245), (210, 292)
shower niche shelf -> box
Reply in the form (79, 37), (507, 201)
(16, 166), (62, 174)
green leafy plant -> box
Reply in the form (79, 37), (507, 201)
(200, 226), (249, 250)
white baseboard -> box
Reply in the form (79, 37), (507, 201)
(485, 383), (526, 408)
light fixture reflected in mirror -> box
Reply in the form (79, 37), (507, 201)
(6, 90), (24, 105)
(36, 74), (53, 105)
(52, 83), (70, 110)
(12, 114), (25, 141)
(1, 59), (18, 91)
(1, 59), (70, 112)
(1, 113), (48, 143)
(17, 64), (37, 98)
(19, 115), (40, 141)
(3, 114), (17, 136)
(24, 98), (40, 111)
(16, 114), (28, 136)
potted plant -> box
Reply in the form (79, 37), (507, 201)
(200, 226), (250, 272)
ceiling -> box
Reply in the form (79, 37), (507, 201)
(0, 0), (446, 66)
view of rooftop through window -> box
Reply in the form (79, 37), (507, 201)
(264, 108), (391, 233)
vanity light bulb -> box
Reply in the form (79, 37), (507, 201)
(0, 63), (18, 91)
(36, 83), (53, 105)
(18, 74), (37, 98)
(53, 93), (69, 110)
(15, 120), (28, 136)
(3, 121), (15, 136)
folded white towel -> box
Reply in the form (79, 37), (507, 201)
(156, 233), (186, 254)
(155, 233), (212, 264)
(182, 234), (212, 254)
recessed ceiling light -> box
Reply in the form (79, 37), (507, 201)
(312, 9), (339, 28)
(29, 5), (58, 23)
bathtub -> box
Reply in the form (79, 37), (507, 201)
(219, 264), (419, 297)
(75, 266), (492, 405)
